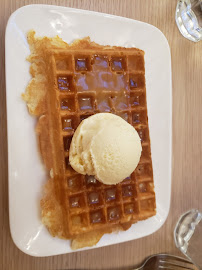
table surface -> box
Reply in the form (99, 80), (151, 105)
(1, 0), (202, 269)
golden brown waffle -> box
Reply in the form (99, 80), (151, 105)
(22, 31), (156, 249)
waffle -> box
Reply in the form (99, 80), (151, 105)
(22, 31), (156, 249)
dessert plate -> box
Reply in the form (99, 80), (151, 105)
(5, 4), (172, 257)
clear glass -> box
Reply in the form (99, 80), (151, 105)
(176, 0), (202, 42)
(174, 209), (202, 269)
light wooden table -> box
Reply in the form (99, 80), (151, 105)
(1, 0), (202, 269)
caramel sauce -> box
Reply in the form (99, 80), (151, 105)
(74, 56), (131, 115)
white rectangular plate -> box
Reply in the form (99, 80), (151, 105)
(6, 4), (172, 257)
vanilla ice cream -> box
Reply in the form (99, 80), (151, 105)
(69, 113), (142, 185)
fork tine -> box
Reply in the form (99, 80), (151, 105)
(159, 266), (187, 270)
(159, 259), (195, 270)
(159, 266), (179, 270)
(159, 254), (193, 264)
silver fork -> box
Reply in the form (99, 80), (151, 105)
(134, 254), (197, 270)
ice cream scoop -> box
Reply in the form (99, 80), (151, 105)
(69, 113), (142, 185)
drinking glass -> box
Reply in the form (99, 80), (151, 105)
(176, 0), (202, 42)
(174, 209), (202, 269)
